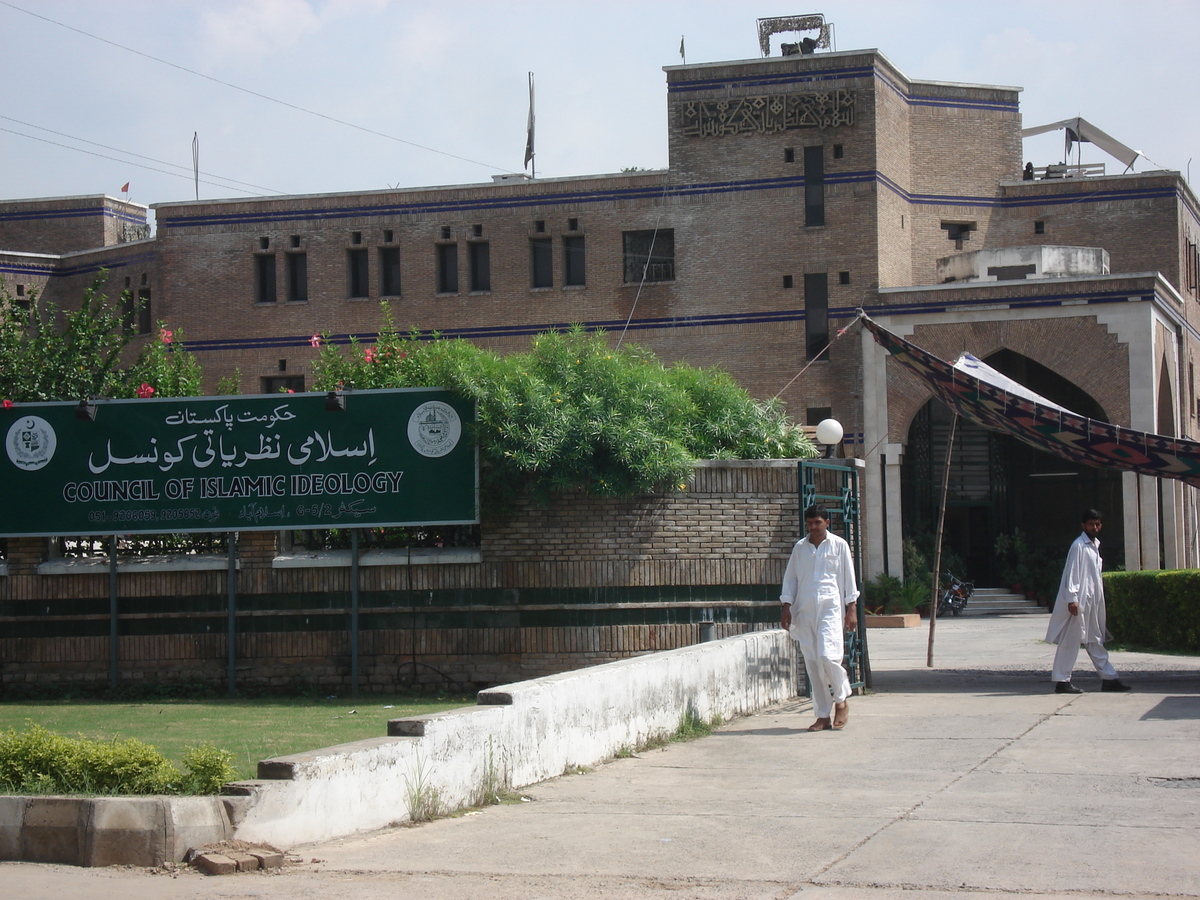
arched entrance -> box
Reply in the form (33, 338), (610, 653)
(902, 350), (1125, 584)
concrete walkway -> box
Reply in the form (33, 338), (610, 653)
(6, 615), (1200, 899)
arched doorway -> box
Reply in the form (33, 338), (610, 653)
(902, 350), (1125, 584)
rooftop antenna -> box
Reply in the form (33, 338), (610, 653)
(192, 132), (199, 201)
(757, 14), (833, 57)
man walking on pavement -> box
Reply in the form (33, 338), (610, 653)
(1046, 508), (1131, 694)
(781, 504), (859, 731)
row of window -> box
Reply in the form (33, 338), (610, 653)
(253, 228), (676, 304)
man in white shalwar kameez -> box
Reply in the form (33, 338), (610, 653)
(1045, 509), (1130, 693)
(781, 504), (859, 731)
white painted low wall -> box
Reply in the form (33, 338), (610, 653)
(230, 629), (797, 847)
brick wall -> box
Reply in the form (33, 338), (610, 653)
(0, 461), (803, 693)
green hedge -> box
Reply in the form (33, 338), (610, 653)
(1104, 570), (1200, 653)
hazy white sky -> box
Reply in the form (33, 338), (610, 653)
(2, 0), (1197, 207)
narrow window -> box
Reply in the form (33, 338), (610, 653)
(255, 253), (277, 303)
(839, 270), (850, 285)
(832, 144), (844, 159)
(380, 247), (401, 296)
(804, 145), (825, 227)
(383, 229), (394, 243)
(287, 252), (308, 302)
(784, 147), (795, 163)
(531, 237), (553, 288)
(804, 273), (829, 361)
(469, 241), (491, 292)
(290, 235), (301, 249)
(351, 231), (362, 245)
(437, 243), (458, 293)
(782, 275), (793, 289)
(440, 225), (452, 240)
(534, 219), (546, 233)
(259, 236), (270, 250)
(348, 248), (369, 298)
(133, 289), (151, 334)
(622, 229), (675, 283)
(1034, 220), (1045, 235)
(563, 235), (586, 286)
(472, 224), (483, 237)
(568, 217), (579, 232)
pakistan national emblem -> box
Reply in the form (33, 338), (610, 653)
(407, 401), (461, 458)
(6, 416), (57, 471)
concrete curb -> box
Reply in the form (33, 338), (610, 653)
(0, 795), (236, 866)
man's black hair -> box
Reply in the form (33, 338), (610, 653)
(804, 504), (830, 521)
(1082, 508), (1103, 523)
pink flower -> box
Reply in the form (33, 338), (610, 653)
(399, 351), (407, 359)
(136, 383), (155, 398)
(159, 328), (174, 344)
(2, 399), (13, 409)
(364, 346), (375, 363)
(310, 334), (322, 348)
(286, 388), (294, 393)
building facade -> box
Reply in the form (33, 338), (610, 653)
(4, 44), (1200, 583)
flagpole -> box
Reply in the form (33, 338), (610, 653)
(192, 132), (199, 201)
(524, 72), (535, 179)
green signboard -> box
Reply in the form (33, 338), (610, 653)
(1, 389), (477, 537)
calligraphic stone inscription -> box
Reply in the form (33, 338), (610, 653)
(677, 91), (855, 137)
(0, 388), (477, 537)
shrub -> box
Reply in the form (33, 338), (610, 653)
(0, 723), (235, 795)
(1104, 570), (1200, 653)
(311, 311), (815, 505)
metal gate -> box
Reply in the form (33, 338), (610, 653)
(798, 458), (871, 691)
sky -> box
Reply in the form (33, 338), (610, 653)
(2, 0), (1198, 213)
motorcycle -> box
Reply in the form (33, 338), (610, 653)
(937, 572), (974, 617)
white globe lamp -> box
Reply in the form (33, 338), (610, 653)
(814, 418), (843, 457)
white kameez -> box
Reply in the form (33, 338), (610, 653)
(780, 531), (859, 719)
(1045, 532), (1118, 682)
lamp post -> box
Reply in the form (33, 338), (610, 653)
(815, 417), (843, 458)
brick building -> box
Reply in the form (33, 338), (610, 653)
(4, 41), (1200, 584)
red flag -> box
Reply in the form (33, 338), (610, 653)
(121, 182), (130, 193)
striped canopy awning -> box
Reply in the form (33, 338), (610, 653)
(862, 313), (1200, 487)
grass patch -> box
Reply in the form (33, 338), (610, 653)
(613, 709), (726, 759)
(0, 693), (471, 783)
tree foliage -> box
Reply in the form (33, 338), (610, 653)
(312, 305), (815, 504)
(0, 277), (200, 403)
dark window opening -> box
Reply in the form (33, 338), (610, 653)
(437, 243), (458, 293)
(806, 407), (832, 426)
(255, 254), (277, 303)
(351, 231), (362, 245)
(568, 217), (579, 232)
(440, 225), (452, 240)
(987, 264), (1037, 281)
(804, 145), (825, 227)
(941, 221), (977, 250)
(287, 252), (308, 302)
(531, 238), (553, 288)
(380, 247), (401, 296)
(563, 236), (585, 286)
(262, 375), (304, 394)
(833, 144), (844, 159)
(623, 229), (675, 283)
(784, 147), (795, 163)
(805, 272), (829, 361)
(137, 290), (152, 334)
(469, 241), (491, 292)
(839, 270), (850, 285)
(1034, 220), (1045, 235)
(535, 219), (546, 233)
(140, 273), (147, 286)
(383, 229), (394, 243)
(259, 236), (270, 250)
(15, 284), (24, 297)
(278, 359), (287, 372)
(348, 248), (369, 298)
(122, 292), (135, 336)
(472, 224), (483, 237)
(783, 274), (794, 289)
(290, 234), (301, 249)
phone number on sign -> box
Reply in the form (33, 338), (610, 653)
(87, 507), (220, 524)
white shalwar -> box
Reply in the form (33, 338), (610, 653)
(780, 531), (859, 719)
(1045, 532), (1118, 683)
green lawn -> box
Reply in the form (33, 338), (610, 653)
(0, 694), (472, 782)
